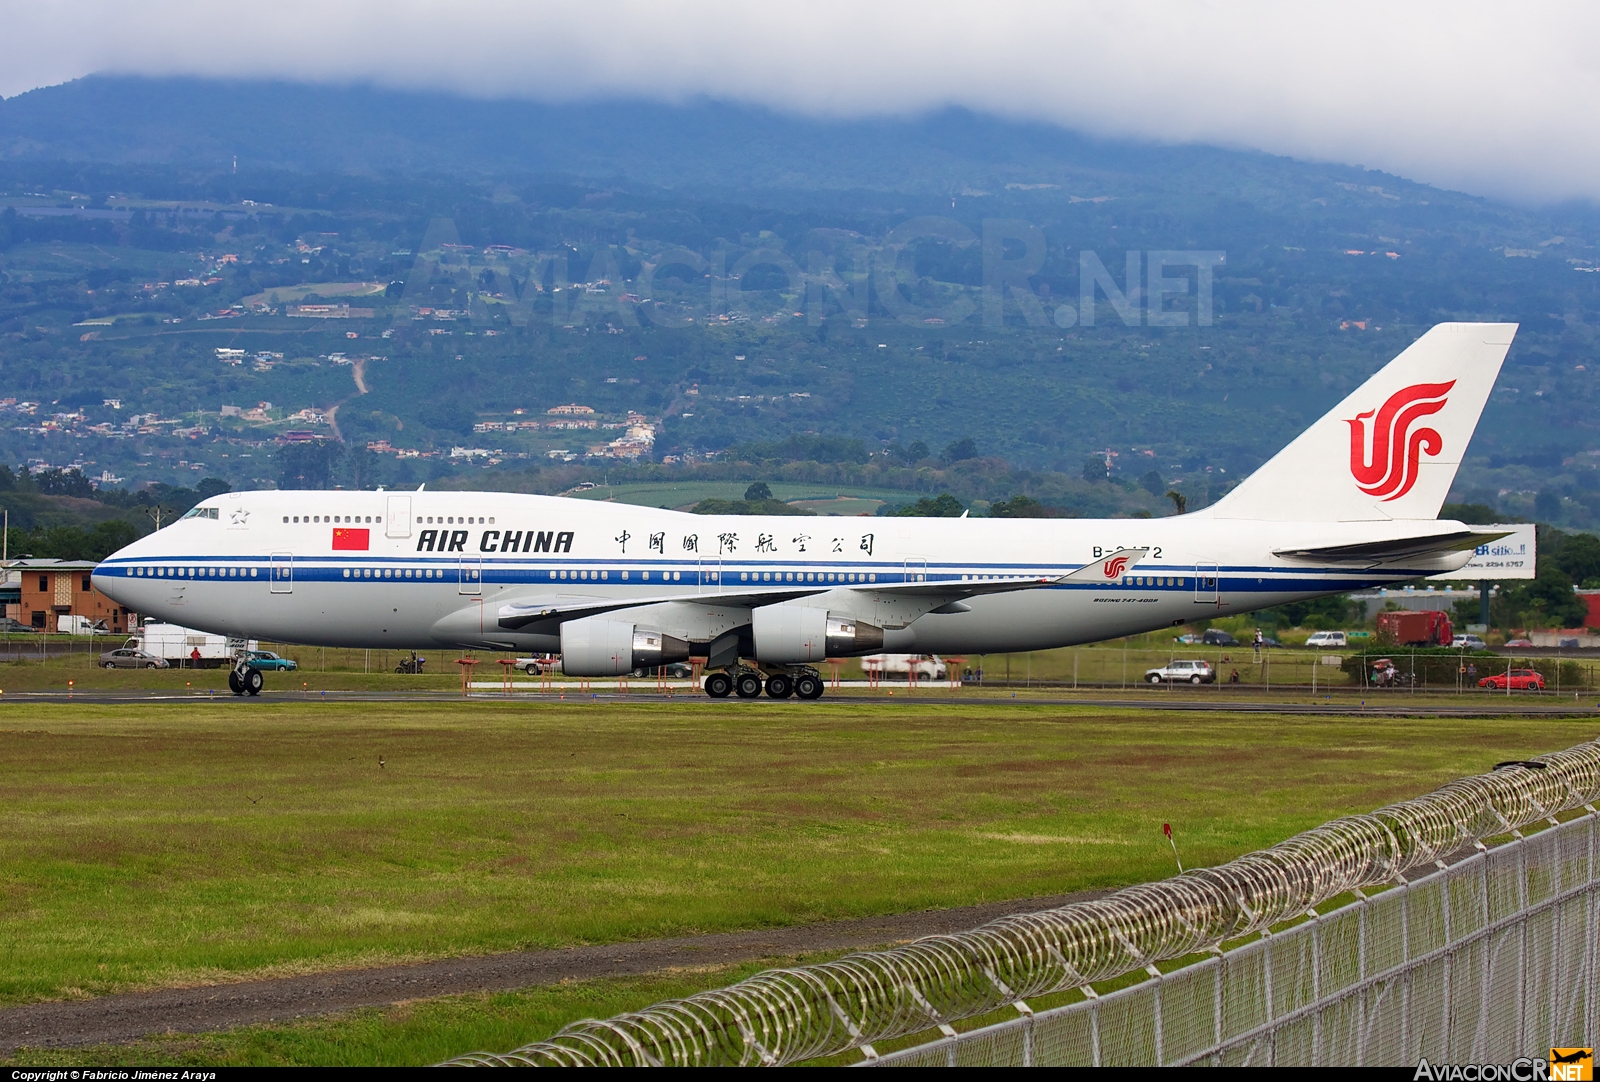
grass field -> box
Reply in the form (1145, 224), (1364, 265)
(2, 697), (1596, 1060)
(3, 958), (823, 1067)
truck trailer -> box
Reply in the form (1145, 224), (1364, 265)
(1376, 610), (1454, 647)
(131, 622), (258, 668)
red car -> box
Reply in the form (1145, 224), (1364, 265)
(1479, 669), (1545, 691)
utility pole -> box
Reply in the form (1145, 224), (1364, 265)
(145, 504), (174, 532)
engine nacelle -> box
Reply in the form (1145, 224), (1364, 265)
(560, 616), (690, 676)
(752, 606), (884, 663)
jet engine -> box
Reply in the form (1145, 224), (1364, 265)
(751, 606), (883, 663)
(560, 615), (690, 676)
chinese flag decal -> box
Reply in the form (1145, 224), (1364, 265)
(332, 528), (370, 551)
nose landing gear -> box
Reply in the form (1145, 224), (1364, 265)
(229, 660), (263, 696)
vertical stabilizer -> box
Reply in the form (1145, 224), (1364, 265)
(1197, 322), (1516, 521)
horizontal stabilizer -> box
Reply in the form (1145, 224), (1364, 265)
(1274, 530), (1510, 565)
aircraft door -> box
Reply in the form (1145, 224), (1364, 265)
(698, 557), (722, 594)
(269, 551), (293, 594)
(905, 557), (928, 583)
(386, 496), (412, 538)
(459, 555), (482, 595)
(1194, 562), (1219, 604)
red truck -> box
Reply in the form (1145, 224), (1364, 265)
(1376, 610), (1454, 647)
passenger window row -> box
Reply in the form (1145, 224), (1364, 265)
(418, 516), (491, 525)
(130, 566), (257, 578)
(341, 567), (475, 579)
(1122, 576), (1186, 586)
(741, 571), (875, 583)
(286, 514), (382, 524)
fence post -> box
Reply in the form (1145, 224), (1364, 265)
(1517, 829), (1529, 1056)
(1588, 808), (1599, 1042)
(1213, 951), (1224, 1062)
(1308, 909), (1323, 1062)
(1400, 873), (1412, 1061)
(1478, 846), (1493, 1058)
(1144, 965), (1164, 1066)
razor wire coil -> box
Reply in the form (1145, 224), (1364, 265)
(440, 737), (1600, 1067)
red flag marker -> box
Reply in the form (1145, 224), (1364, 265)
(1163, 823), (1184, 874)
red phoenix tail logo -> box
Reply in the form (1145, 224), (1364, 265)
(1103, 556), (1131, 579)
(1346, 381), (1455, 501)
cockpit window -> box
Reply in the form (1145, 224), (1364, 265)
(181, 507), (220, 520)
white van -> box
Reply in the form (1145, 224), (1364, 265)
(1304, 631), (1348, 648)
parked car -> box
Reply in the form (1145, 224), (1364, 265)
(1258, 636), (1284, 648)
(634, 662), (693, 678)
(100, 647), (168, 669)
(515, 655), (557, 675)
(0, 617), (36, 634)
(1174, 633), (1202, 644)
(1454, 634), (1488, 651)
(1504, 638), (1534, 648)
(1145, 659), (1216, 684)
(244, 650), (297, 672)
(861, 654), (947, 681)
(1201, 629), (1237, 646)
(1305, 631), (1348, 648)
(1479, 669), (1545, 691)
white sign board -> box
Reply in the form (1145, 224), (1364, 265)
(1429, 523), (1536, 581)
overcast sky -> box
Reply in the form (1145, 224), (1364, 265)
(3, 1), (1596, 204)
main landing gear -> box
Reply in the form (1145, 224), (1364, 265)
(228, 660), (264, 696)
(703, 666), (825, 701)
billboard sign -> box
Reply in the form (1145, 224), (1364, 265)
(1429, 523), (1536, 581)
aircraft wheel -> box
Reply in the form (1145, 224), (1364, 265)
(1148, 673), (1162, 684)
(705, 672), (733, 699)
(228, 669), (244, 695)
(246, 668), (264, 696)
(765, 673), (794, 699)
(734, 671), (764, 699)
(795, 673), (824, 700)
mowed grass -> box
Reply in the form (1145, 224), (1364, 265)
(4, 958), (825, 1067)
(1, 700), (1594, 1017)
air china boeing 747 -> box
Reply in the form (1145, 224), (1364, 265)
(94, 322), (1516, 700)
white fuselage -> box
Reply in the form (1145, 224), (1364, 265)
(93, 490), (1471, 656)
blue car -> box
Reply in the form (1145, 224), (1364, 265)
(245, 650), (298, 672)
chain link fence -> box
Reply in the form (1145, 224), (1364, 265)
(442, 738), (1600, 1067)
(872, 810), (1597, 1065)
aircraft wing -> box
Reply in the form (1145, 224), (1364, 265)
(493, 571), (1077, 630)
